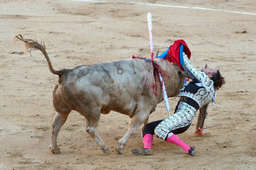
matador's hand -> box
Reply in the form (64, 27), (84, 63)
(195, 127), (203, 136)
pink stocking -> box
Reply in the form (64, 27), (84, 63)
(143, 134), (153, 149)
(166, 134), (190, 153)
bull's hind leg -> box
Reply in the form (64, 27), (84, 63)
(80, 107), (110, 154)
(50, 85), (71, 154)
(50, 111), (70, 154)
(86, 119), (110, 154)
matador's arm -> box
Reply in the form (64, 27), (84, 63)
(182, 54), (213, 91)
(195, 104), (209, 136)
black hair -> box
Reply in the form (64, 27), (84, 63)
(210, 70), (225, 89)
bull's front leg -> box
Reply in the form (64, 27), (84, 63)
(116, 110), (149, 154)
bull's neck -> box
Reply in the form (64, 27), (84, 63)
(154, 59), (184, 101)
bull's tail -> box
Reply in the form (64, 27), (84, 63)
(15, 34), (63, 76)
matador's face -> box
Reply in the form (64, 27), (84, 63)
(201, 64), (217, 78)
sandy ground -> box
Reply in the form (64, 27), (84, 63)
(1, 0), (256, 169)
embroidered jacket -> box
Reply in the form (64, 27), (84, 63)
(178, 54), (216, 108)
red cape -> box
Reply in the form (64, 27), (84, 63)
(165, 39), (191, 70)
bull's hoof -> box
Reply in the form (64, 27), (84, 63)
(116, 145), (124, 154)
(131, 148), (152, 156)
(102, 147), (111, 154)
(49, 145), (61, 154)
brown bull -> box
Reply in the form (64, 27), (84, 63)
(16, 34), (185, 154)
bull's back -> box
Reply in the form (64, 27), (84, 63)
(61, 59), (154, 115)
